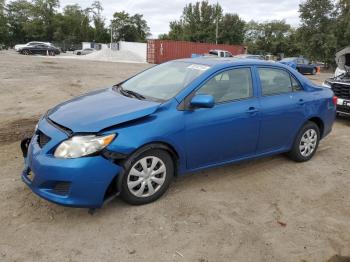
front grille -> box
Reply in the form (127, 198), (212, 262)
(337, 105), (350, 114)
(37, 130), (51, 148)
(53, 182), (71, 196)
(331, 83), (350, 99)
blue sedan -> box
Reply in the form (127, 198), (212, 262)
(21, 58), (336, 208)
(279, 57), (319, 75)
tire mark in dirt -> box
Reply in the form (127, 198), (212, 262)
(0, 117), (39, 145)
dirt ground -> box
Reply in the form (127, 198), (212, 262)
(0, 51), (350, 262)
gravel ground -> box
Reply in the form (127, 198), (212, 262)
(0, 51), (349, 262)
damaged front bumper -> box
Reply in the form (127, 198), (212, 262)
(20, 117), (122, 208)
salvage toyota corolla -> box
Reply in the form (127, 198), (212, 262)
(21, 58), (337, 208)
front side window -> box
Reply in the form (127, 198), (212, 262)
(258, 68), (292, 96)
(196, 68), (253, 103)
(121, 61), (210, 101)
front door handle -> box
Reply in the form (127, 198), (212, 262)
(246, 107), (259, 114)
(298, 99), (305, 105)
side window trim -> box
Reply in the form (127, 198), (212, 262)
(290, 74), (303, 92)
(179, 66), (256, 110)
(257, 66), (296, 97)
(195, 66), (255, 105)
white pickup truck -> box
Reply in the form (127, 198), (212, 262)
(208, 49), (233, 58)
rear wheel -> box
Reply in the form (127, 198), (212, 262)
(288, 121), (320, 162)
(120, 149), (174, 205)
(312, 68), (317, 75)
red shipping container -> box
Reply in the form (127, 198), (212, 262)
(147, 40), (246, 64)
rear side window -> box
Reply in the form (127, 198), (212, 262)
(258, 68), (292, 95)
(196, 68), (253, 103)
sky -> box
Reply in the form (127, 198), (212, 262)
(60, 0), (304, 37)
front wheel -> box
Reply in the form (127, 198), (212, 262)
(312, 68), (317, 75)
(288, 122), (320, 162)
(22, 50), (31, 55)
(120, 149), (174, 205)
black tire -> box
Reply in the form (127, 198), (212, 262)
(120, 149), (174, 205)
(77, 52), (81, 55)
(22, 50), (31, 55)
(288, 121), (320, 162)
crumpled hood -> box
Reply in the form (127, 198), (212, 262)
(336, 46), (350, 72)
(48, 88), (160, 133)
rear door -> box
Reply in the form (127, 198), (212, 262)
(184, 67), (260, 169)
(256, 67), (306, 154)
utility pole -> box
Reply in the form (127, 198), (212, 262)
(110, 22), (113, 47)
(215, 1), (219, 44)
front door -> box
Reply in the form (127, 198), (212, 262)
(184, 67), (260, 170)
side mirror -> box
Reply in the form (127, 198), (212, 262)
(190, 94), (215, 109)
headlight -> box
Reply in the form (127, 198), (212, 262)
(322, 81), (332, 88)
(54, 134), (115, 159)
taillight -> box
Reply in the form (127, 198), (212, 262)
(333, 96), (338, 106)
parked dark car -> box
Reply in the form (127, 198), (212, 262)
(21, 58), (336, 208)
(279, 57), (318, 75)
(323, 47), (350, 116)
(0, 44), (8, 50)
(20, 44), (60, 56)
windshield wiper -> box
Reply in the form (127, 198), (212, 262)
(113, 84), (145, 100)
(122, 89), (145, 100)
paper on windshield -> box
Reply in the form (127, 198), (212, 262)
(187, 64), (210, 71)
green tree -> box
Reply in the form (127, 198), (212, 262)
(53, 4), (92, 44)
(218, 14), (245, 44)
(6, 0), (33, 44)
(335, 0), (350, 49)
(30, 0), (60, 41)
(111, 11), (150, 42)
(166, 1), (222, 43)
(0, 0), (9, 44)
(244, 20), (297, 56)
(298, 0), (337, 65)
(89, 0), (109, 42)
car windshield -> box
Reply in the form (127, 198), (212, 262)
(120, 61), (211, 101)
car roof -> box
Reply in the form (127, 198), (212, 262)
(176, 57), (279, 67)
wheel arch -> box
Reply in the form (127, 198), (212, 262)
(129, 141), (180, 172)
(104, 141), (181, 201)
(307, 116), (324, 138)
